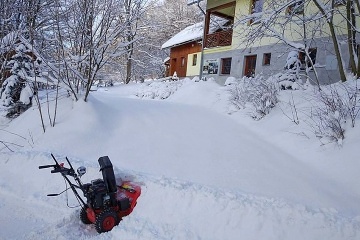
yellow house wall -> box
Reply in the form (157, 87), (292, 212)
(231, 0), (352, 50)
(204, 46), (232, 54)
(186, 52), (202, 76)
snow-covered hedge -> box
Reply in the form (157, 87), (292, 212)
(135, 79), (184, 100)
(228, 75), (279, 120)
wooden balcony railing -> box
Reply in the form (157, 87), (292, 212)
(205, 29), (233, 48)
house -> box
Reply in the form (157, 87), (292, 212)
(201, 0), (358, 85)
(161, 23), (203, 78)
(161, 19), (229, 78)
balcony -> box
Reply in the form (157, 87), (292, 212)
(205, 30), (233, 48)
(204, 1), (235, 49)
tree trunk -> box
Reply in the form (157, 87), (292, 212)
(312, 0), (347, 82)
(124, 0), (133, 84)
(347, 0), (357, 74)
(125, 56), (132, 84)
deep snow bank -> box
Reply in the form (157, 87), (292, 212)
(1, 80), (360, 239)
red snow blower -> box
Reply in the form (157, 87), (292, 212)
(39, 154), (141, 233)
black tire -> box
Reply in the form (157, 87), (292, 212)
(80, 207), (92, 224)
(95, 209), (119, 233)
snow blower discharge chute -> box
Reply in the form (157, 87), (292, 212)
(39, 154), (141, 233)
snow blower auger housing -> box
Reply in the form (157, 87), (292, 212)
(39, 154), (141, 233)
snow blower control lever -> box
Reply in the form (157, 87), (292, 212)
(38, 154), (141, 233)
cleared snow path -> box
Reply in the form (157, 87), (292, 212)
(1, 152), (359, 240)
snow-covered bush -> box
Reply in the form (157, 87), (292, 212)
(271, 51), (302, 90)
(308, 81), (360, 145)
(224, 77), (238, 86)
(192, 76), (200, 82)
(135, 80), (184, 100)
(228, 75), (279, 120)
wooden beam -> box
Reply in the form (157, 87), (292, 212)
(204, 10), (211, 35)
(207, 1), (236, 12)
(211, 11), (234, 20)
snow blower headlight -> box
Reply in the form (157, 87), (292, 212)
(77, 166), (86, 177)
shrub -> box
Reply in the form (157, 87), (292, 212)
(308, 81), (360, 145)
(228, 75), (279, 120)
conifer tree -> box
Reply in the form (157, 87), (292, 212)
(0, 42), (35, 113)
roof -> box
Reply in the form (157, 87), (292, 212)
(161, 22), (203, 49)
(161, 18), (230, 50)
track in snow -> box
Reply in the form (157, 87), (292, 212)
(1, 152), (359, 240)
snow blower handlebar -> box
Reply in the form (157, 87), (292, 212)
(38, 154), (76, 177)
(38, 164), (58, 169)
(38, 154), (61, 169)
(38, 154), (87, 207)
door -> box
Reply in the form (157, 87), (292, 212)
(244, 55), (257, 77)
(170, 58), (177, 76)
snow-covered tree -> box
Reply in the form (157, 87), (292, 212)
(0, 42), (37, 114)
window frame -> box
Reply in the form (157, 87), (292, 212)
(221, 57), (232, 75)
(334, 0), (346, 7)
(286, 0), (304, 15)
(192, 54), (198, 66)
(249, 0), (264, 24)
(263, 53), (271, 66)
(298, 48), (317, 70)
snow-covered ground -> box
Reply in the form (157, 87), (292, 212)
(0, 78), (359, 239)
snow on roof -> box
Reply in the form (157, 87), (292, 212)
(164, 57), (170, 63)
(161, 22), (204, 49)
(161, 19), (230, 49)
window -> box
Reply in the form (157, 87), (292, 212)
(249, 0), (264, 24)
(286, 0), (304, 15)
(221, 58), (232, 75)
(181, 57), (186, 67)
(298, 48), (317, 70)
(334, 0), (346, 6)
(192, 54), (197, 66)
(263, 53), (271, 65)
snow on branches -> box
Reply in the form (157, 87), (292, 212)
(227, 75), (279, 120)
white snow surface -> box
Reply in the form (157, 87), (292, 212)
(161, 19), (228, 49)
(161, 22), (203, 49)
(0, 79), (360, 239)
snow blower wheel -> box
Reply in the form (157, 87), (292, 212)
(95, 209), (119, 233)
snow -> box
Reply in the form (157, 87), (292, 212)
(0, 79), (360, 239)
(0, 31), (18, 53)
(161, 22), (204, 49)
(161, 19), (228, 49)
(19, 85), (33, 104)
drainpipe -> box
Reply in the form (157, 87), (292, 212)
(188, 0), (206, 81)
(197, 1), (206, 80)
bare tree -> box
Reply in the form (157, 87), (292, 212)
(45, 0), (134, 101)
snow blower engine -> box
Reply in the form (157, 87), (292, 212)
(39, 154), (141, 233)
